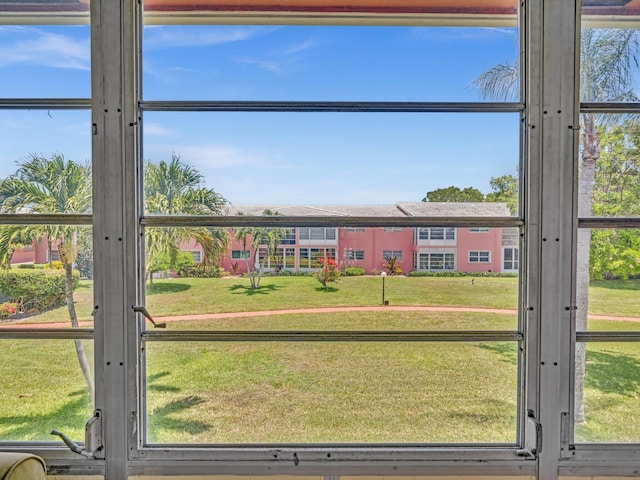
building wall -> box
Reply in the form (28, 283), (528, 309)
(194, 227), (510, 275)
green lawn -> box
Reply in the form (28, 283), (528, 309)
(14, 275), (639, 325)
(1, 277), (639, 443)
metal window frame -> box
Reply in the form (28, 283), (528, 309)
(130, 3), (532, 474)
(13, 0), (640, 477)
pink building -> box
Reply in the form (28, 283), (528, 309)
(9, 203), (518, 275)
(216, 203), (518, 275)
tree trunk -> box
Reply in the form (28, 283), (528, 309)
(575, 114), (599, 424)
(64, 261), (95, 402)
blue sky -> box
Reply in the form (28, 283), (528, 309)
(0, 23), (520, 205)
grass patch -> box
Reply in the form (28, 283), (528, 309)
(0, 339), (93, 441)
(145, 340), (519, 444)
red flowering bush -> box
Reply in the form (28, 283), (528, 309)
(0, 302), (18, 319)
(314, 256), (341, 288)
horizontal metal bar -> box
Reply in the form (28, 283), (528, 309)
(580, 102), (640, 114)
(0, 328), (94, 340)
(0, 214), (92, 225)
(0, 98), (91, 109)
(140, 100), (524, 113)
(142, 215), (523, 228)
(578, 217), (640, 228)
(577, 331), (640, 342)
(129, 447), (533, 476)
(142, 330), (523, 342)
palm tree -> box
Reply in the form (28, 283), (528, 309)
(144, 154), (229, 283)
(234, 210), (292, 289)
(0, 153), (94, 397)
(474, 28), (640, 423)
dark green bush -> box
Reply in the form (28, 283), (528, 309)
(343, 267), (366, 276)
(0, 269), (79, 312)
(75, 250), (93, 279)
(16, 263), (35, 269)
(176, 265), (225, 278)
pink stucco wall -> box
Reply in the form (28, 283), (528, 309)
(10, 227), (514, 275)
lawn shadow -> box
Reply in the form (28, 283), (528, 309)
(145, 372), (212, 438)
(0, 390), (92, 441)
(148, 371), (180, 393)
(228, 284), (283, 295)
(591, 279), (640, 291)
(146, 282), (191, 295)
(478, 343), (518, 365)
(447, 398), (517, 426)
(147, 395), (211, 438)
(585, 349), (640, 396)
(315, 286), (339, 293)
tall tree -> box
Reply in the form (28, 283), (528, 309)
(474, 28), (640, 423)
(485, 174), (518, 215)
(144, 154), (229, 283)
(234, 210), (292, 289)
(589, 121), (640, 280)
(0, 154), (94, 397)
(422, 186), (485, 203)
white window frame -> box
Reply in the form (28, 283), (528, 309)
(468, 250), (491, 263)
(344, 249), (365, 260)
(9, 0), (640, 478)
(382, 250), (403, 260)
(231, 249), (251, 259)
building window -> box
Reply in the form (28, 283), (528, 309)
(231, 250), (250, 259)
(299, 247), (336, 268)
(345, 227), (365, 232)
(299, 227), (337, 241)
(469, 227), (490, 233)
(383, 250), (403, 261)
(469, 251), (491, 263)
(418, 227), (456, 241)
(191, 250), (202, 264)
(345, 250), (365, 260)
(502, 228), (519, 246)
(418, 252), (455, 270)
(280, 231), (296, 245)
(46, 249), (61, 262)
(384, 227), (403, 232)
(503, 247), (519, 271)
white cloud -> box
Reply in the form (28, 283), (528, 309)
(0, 26), (89, 70)
(233, 56), (282, 73)
(143, 123), (174, 137)
(408, 26), (517, 42)
(283, 38), (322, 56)
(143, 26), (276, 50)
(146, 144), (264, 169)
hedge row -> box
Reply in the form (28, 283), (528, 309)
(406, 270), (518, 278)
(0, 269), (79, 312)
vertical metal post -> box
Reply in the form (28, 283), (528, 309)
(91, 0), (140, 478)
(528, 0), (580, 479)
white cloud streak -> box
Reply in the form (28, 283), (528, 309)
(143, 26), (276, 50)
(0, 26), (89, 70)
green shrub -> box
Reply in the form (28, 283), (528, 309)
(343, 267), (366, 276)
(176, 265), (225, 278)
(0, 269), (79, 312)
(16, 263), (35, 269)
(148, 251), (194, 276)
(406, 270), (517, 278)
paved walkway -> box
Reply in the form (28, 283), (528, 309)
(1, 305), (639, 328)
